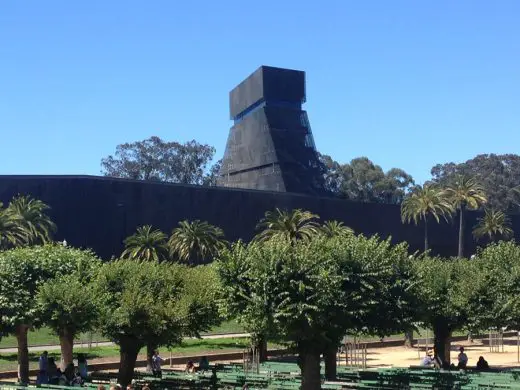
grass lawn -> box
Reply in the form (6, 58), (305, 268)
(0, 337), (255, 372)
(0, 320), (246, 349)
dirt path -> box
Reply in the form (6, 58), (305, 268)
(350, 338), (520, 369)
(0, 333), (250, 354)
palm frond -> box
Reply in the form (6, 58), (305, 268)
(0, 207), (27, 249)
(401, 185), (453, 225)
(7, 195), (56, 245)
(168, 220), (227, 265)
(122, 225), (169, 262)
(445, 175), (487, 211)
(473, 209), (513, 241)
(320, 220), (354, 238)
(254, 208), (320, 243)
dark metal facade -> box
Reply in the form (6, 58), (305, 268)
(218, 66), (326, 195)
(1, 175), (517, 260)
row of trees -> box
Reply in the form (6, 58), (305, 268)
(0, 244), (219, 387)
(121, 221), (226, 264)
(120, 209), (353, 264)
(218, 235), (520, 390)
(3, 191), (520, 390)
(401, 175), (515, 257)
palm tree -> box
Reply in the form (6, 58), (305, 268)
(401, 184), (453, 252)
(7, 195), (56, 245)
(254, 208), (320, 243)
(320, 220), (354, 238)
(473, 209), (513, 242)
(445, 175), (487, 257)
(0, 203), (26, 249)
(122, 225), (169, 262)
(168, 220), (227, 265)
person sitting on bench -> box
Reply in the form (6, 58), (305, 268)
(420, 350), (435, 366)
(476, 356), (489, 371)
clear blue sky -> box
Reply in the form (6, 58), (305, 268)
(1, 1), (519, 183)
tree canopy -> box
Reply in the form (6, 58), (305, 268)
(430, 154), (520, 212)
(217, 234), (417, 390)
(94, 259), (219, 387)
(36, 254), (102, 367)
(0, 244), (100, 382)
(320, 155), (415, 203)
(101, 136), (220, 185)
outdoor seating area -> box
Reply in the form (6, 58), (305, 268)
(2, 362), (520, 389)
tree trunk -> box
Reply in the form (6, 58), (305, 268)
(323, 344), (337, 381)
(424, 219), (429, 252)
(298, 347), (322, 390)
(404, 330), (414, 348)
(117, 338), (141, 388)
(15, 324), (30, 384)
(254, 335), (268, 363)
(146, 342), (156, 372)
(433, 324), (451, 368)
(458, 206), (465, 258)
(59, 329), (74, 370)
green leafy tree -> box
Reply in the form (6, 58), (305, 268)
(445, 175), (487, 257)
(254, 208), (320, 243)
(101, 136), (220, 185)
(414, 257), (483, 366)
(94, 260), (219, 387)
(320, 155), (415, 203)
(401, 184), (454, 251)
(252, 208), (322, 360)
(168, 220), (227, 265)
(472, 209), (513, 242)
(7, 195), (56, 245)
(122, 225), (169, 262)
(320, 220), (353, 238)
(430, 153), (520, 212)
(0, 203), (26, 249)
(472, 242), (520, 332)
(0, 245), (98, 383)
(36, 257), (101, 368)
(218, 235), (417, 389)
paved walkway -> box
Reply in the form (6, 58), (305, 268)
(0, 333), (250, 354)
